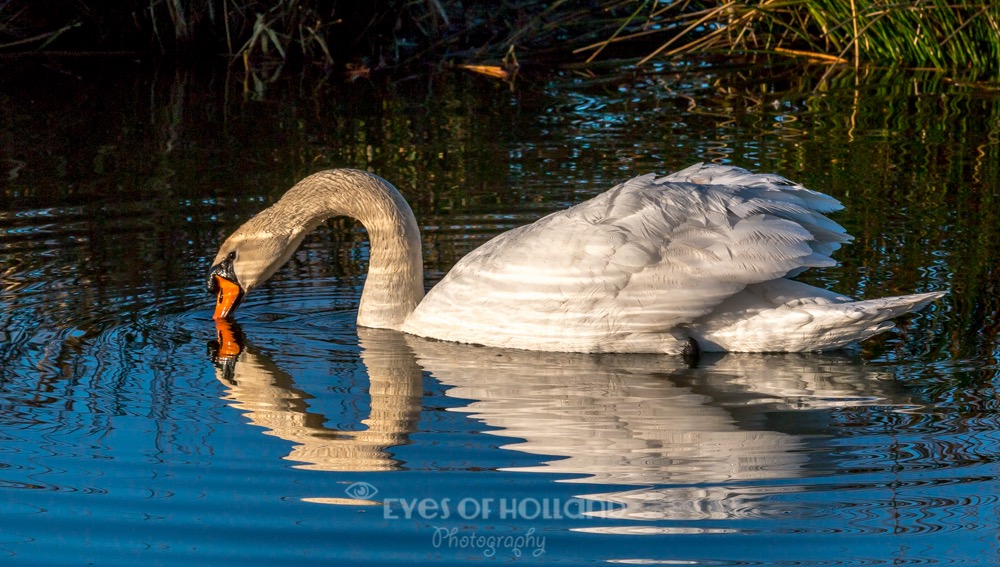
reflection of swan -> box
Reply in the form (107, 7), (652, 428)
(210, 322), (422, 472)
(406, 337), (917, 523)
(210, 323), (916, 520)
(406, 338), (914, 482)
(206, 164), (943, 353)
(408, 340), (807, 485)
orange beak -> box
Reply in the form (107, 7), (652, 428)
(212, 275), (244, 320)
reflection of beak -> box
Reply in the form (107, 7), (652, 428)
(213, 319), (244, 359)
(210, 275), (244, 320)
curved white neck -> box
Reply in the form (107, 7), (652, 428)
(277, 169), (424, 330)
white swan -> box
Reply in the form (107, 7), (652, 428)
(207, 164), (944, 354)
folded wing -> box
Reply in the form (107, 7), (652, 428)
(403, 164), (853, 353)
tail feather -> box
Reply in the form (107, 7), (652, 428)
(690, 282), (945, 352)
(849, 291), (946, 324)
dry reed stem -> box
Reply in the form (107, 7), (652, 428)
(583, 0), (651, 63)
(0, 22), (81, 49)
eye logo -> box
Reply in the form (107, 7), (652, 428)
(344, 481), (379, 500)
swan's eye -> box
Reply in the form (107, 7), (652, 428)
(227, 251), (237, 262)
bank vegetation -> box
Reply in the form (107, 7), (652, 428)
(1, 1), (998, 77)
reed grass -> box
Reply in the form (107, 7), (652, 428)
(1, 0), (998, 77)
(565, 0), (1000, 75)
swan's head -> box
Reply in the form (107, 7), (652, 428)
(207, 214), (309, 320)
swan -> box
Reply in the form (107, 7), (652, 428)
(206, 164), (944, 354)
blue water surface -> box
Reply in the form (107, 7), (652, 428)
(1, 60), (998, 565)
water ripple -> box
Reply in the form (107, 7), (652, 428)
(2, 63), (999, 566)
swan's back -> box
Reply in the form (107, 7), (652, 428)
(401, 164), (908, 353)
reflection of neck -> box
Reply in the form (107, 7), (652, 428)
(355, 327), (424, 449)
(214, 327), (423, 471)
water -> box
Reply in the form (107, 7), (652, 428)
(2, 59), (999, 565)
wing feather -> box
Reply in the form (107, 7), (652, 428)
(402, 164), (852, 352)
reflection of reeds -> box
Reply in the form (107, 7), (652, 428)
(2, 1), (997, 75)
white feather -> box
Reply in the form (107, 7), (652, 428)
(402, 164), (942, 352)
